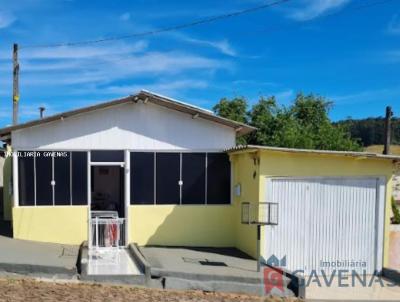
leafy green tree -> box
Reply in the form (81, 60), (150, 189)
(214, 93), (362, 151)
(212, 97), (248, 124)
(247, 96), (280, 145)
(213, 97), (249, 144)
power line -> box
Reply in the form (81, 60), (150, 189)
(252, 0), (396, 35)
(20, 0), (291, 49)
(17, 0), (392, 71)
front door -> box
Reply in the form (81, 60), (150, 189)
(90, 165), (126, 247)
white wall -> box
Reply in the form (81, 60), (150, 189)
(12, 102), (236, 150)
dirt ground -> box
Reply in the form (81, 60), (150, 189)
(0, 278), (300, 302)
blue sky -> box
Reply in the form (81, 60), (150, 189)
(0, 0), (399, 126)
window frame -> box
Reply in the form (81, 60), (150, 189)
(16, 150), (89, 207)
(18, 152), (35, 206)
(129, 150), (231, 206)
(15, 149), (232, 207)
(130, 152), (155, 205)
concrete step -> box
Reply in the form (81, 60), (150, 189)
(79, 245), (147, 286)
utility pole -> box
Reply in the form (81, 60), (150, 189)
(39, 106), (45, 119)
(383, 106), (393, 155)
(12, 43), (19, 125)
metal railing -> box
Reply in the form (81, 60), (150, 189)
(241, 202), (279, 225)
(89, 211), (126, 251)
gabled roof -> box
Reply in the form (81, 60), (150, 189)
(0, 90), (256, 139)
(226, 145), (400, 161)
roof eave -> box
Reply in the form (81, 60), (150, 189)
(226, 145), (400, 161)
(0, 91), (255, 139)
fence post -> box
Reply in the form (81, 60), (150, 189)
(95, 216), (99, 250)
(257, 224), (261, 272)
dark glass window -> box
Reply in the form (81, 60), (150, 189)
(206, 153), (230, 204)
(35, 152), (53, 206)
(131, 152), (154, 204)
(156, 153), (180, 204)
(71, 152), (88, 205)
(18, 154), (35, 206)
(91, 150), (124, 162)
(182, 153), (206, 204)
(54, 153), (70, 205)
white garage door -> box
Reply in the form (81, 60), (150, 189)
(263, 177), (385, 275)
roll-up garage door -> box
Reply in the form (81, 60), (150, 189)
(263, 177), (385, 275)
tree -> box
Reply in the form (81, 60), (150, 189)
(213, 93), (362, 151)
(213, 97), (248, 144)
(212, 97), (248, 124)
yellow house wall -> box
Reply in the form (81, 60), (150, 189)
(13, 206), (88, 245)
(129, 205), (235, 247)
(229, 152), (260, 257)
(256, 150), (394, 267)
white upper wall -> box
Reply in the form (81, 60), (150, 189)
(12, 102), (236, 150)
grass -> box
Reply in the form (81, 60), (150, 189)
(364, 145), (400, 155)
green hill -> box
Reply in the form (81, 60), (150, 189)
(336, 117), (400, 147)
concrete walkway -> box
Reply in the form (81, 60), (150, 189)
(0, 235), (79, 277)
(141, 246), (261, 282)
(139, 246), (295, 297)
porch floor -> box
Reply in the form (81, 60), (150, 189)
(88, 248), (141, 276)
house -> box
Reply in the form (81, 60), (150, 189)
(0, 90), (398, 276)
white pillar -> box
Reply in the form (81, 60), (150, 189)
(12, 150), (19, 207)
(87, 151), (91, 249)
(124, 150), (130, 245)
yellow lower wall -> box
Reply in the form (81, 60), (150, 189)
(13, 206), (88, 245)
(129, 205), (235, 247)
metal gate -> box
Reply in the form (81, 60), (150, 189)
(263, 177), (385, 275)
(89, 211), (126, 251)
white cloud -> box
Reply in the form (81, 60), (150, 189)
(380, 50), (400, 63)
(14, 50), (229, 88)
(387, 14), (400, 35)
(0, 11), (16, 29)
(232, 79), (278, 87)
(168, 32), (237, 56)
(288, 0), (350, 21)
(20, 103), (55, 118)
(274, 89), (295, 102)
(1, 41), (148, 60)
(120, 12), (131, 21)
(0, 102), (58, 122)
(93, 79), (208, 96)
(184, 37), (237, 56)
(329, 87), (400, 105)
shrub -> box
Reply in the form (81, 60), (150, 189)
(392, 197), (400, 224)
